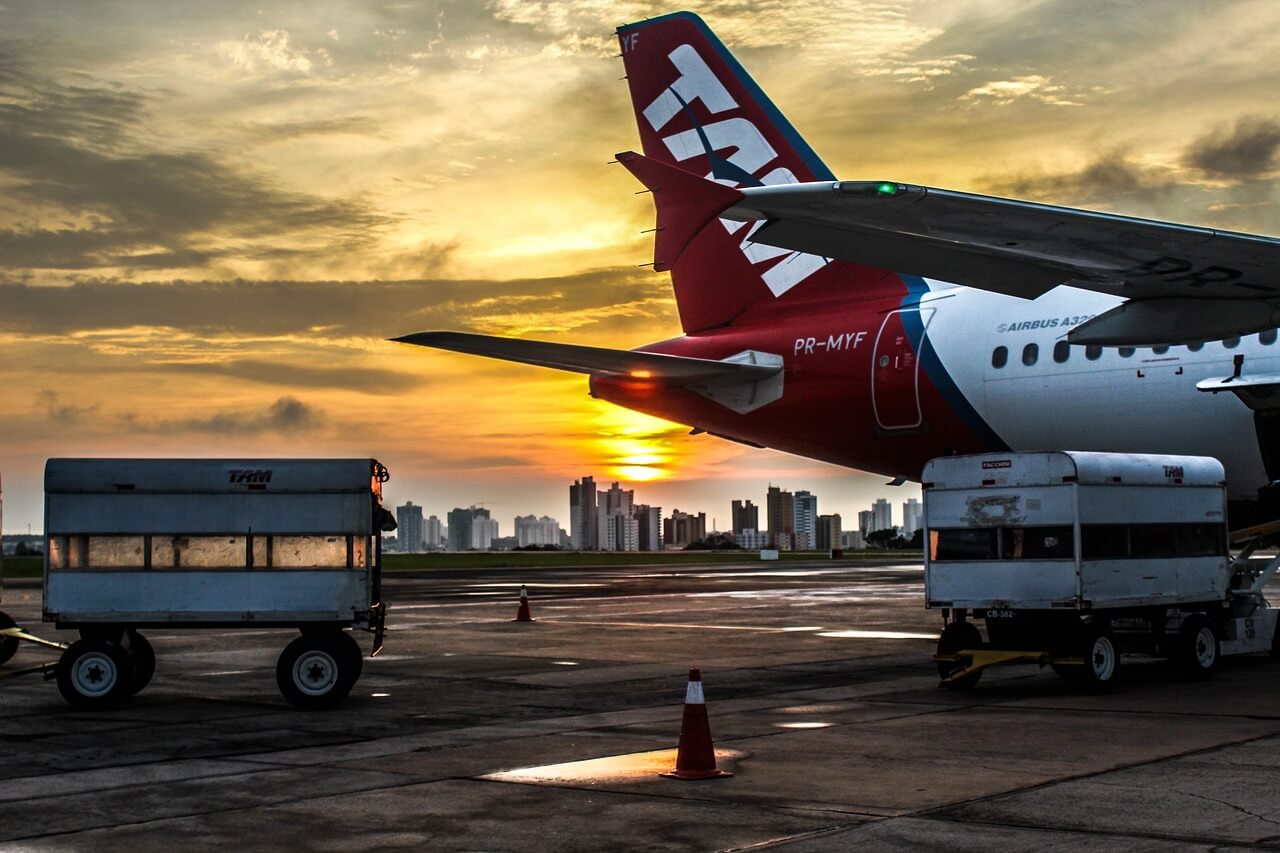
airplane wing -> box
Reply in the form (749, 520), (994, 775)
(389, 327), (778, 389)
(708, 170), (1280, 345)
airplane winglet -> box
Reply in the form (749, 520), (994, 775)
(616, 151), (744, 272)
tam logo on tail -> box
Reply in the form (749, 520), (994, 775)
(622, 28), (829, 297)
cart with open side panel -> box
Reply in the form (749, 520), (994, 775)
(16, 458), (394, 709)
(923, 451), (1280, 690)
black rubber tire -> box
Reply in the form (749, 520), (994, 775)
(936, 621), (984, 690)
(1174, 613), (1220, 679)
(126, 630), (155, 695)
(0, 611), (18, 666)
(276, 633), (358, 710)
(336, 632), (364, 691)
(56, 638), (135, 709)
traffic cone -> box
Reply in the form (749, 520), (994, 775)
(512, 585), (534, 622)
(661, 668), (732, 780)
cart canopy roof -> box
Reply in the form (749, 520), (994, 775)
(45, 458), (383, 494)
(922, 451), (1225, 491)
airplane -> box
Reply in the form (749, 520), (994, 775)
(394, 11), (1280, 523)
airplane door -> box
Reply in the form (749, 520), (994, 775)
(872, 308), (934, 430)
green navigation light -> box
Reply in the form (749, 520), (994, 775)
(876, 182), (899, 196)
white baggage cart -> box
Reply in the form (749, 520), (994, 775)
(38, 458), (394, 709)
(923, 451), (1280, 689)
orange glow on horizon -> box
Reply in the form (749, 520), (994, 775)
(590, 406), (683, 484)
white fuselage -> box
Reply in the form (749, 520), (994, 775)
(924, 283), (1269, 499)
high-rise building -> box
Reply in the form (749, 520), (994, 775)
(600, 513), (639, 551)
(424, 515), (444, 551)
(447, 506), (493, 551)
(569, 476), (598, 550)
(858, 510), (874, 538)
(817, 514), (842, 552)
(447, 507), (472, 551)
(472, 513), (498, 550)
(600, 481), (634, 516)
(793, 490), (817, 550)
(872, 498), (893, 533)
(396, 501), (424, 552)
(634, 504), (663, 551)
(901, 498), (922, 539)
(664, 509), (706, 548)
(731, 499), (759, 535)
(514, 515), (561, 547)
(766, 485), (794, 549)
(736, 529), (768, 549)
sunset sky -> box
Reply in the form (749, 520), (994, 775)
(3, 1), (1280, 535)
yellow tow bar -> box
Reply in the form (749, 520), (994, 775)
(0, 626), (70, 683)
(934, 648), (1085, 683)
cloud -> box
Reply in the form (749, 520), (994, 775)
(1185, 115), (1280, 180)
(0, 270), (669, 340)
(960, 75), (1083, 107)
(130, 395), (322, 435)
(36, 389), (100, 425)
(158, 358), (426, 394)
(216, 30), (314, 75)
(0, 64), (393, 277)
(984, 150), (1181, 207)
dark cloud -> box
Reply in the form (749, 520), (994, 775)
(246, 116), (382, 143)
(0, 66), (393, 273)
(160, 358), (425, 394)
(984, 150), (1180, 208)
(0, 270), (669, 338)
(126, 395), (322, 435)
(1185, 116), (1280, 180)
(36, 389), (100, 425)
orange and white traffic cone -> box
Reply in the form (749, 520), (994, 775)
(661, 668), (732, 780)
(512, 585), (534, 622)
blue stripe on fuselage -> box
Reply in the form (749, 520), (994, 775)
(898, 275), (1009, 451)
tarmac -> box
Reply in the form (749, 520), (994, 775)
(1, 560), (1278, 851)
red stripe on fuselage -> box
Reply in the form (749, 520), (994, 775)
(591, 277), (995, 481)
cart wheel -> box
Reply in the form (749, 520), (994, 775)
(0, 611), (18, 667)
(57, 638), (135, 709)
(276, 633), (357, 710)
(1174, 613), (1220, 679)
(126, 630), (155, 695)
(1077, 621), (1119, 692)
(936, 621), (983, 690)
(335, 631), (364, 691)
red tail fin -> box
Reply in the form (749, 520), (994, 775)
(618, 12), (875, 333)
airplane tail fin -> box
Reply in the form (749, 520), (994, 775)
(617, 12), (863, 333)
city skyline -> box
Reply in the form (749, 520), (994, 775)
(4, 2), (1277, 533)
(385, 475), (921, 551)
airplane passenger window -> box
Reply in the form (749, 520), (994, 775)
(1022, 343), (1039, 366)
(1085, 345), (1102, 360)
(1152, 345), (1169, 354)
(991, 346), (1007, 368)
(1187, 342), (1204, 352)
(1118, 347), (1135, 358)
(1224, 336), (1241, 348)
(1053, 341), (1070, 363)
(1262, 329), (1278, 345)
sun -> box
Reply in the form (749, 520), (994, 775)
(590, 407), (683, 483)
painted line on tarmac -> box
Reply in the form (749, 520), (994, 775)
(538, 619), (880, 634)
